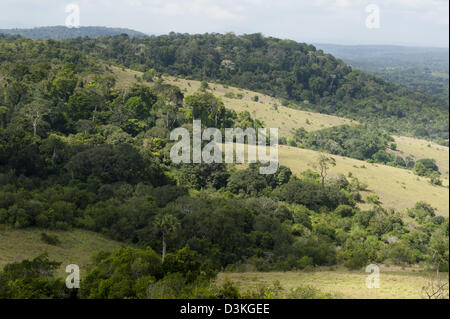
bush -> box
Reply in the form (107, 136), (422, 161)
(40, 232), (61, 246)
(344, 249), (369, 270)
(286, 285), (334, 299)
(335, 205), (355, 217)
(297, 256), (314, 270)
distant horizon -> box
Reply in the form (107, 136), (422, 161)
(0, 0), (447, 48)
(1, 25), (449, 50)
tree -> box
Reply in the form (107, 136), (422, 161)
(185, 93), (227, 127)
(153, 214), (180, 262)
(50, 65), (77, 102)
(76, 120), (95, 136)
(200, 81), (210, 92)
(0, 106), (9, 128)
(414, 159), (440, 177)
(80, 247), (162, 299)
(0, 254), (68, 299)
(22, 100), (50, 137)
(316, 154), (336, 186)
(124, 96), (149, 120)
(67, 91), (99, 122)
(422, 237), (449, 299)
(143, 68), (158, 82)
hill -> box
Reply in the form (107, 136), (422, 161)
(0, 26), (146, 40)
(277, 145), (449, 216)
(0, 33), (448, 299)
(69, 33), (448, 142)
(112, 65), (449, 215)
(316, 44), (449, 102)
(0, 227), (125, 277)
(110, 65), (357, 137)
(0, 32), (447, 141)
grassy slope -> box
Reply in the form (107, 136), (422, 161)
(164, 77), (357, 137)
(393, 135), (449, 180)
(0, 227), (126, 277)
(111, 66), (449, 216)
(278, 145), (449, 216)
(110, 66), (356, 137)
(217, 267), (433, 299)
(1, 67), (445, 299)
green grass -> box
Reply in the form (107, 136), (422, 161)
(217, 267), (438, 299)
(0, 226), (126, 277)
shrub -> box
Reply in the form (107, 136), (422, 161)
(335, 205), (355, 217)
(297, 256), (314, 270)
(40, 232), (61, 246)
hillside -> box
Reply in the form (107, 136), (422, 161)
(0, 26), (146, 40)
(393, 136), (449, 180)
(0, 227), (125, 277)
(110, 65), (357, 137)
(70, 33), (448, 142)
(0, 33), (448, 300)
(277, 145), (448, 216)
(112, 66), (449, 215)
(316, 44), (449, 103)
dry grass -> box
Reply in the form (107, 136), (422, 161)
(221, 143), (449, 216)
(278, 145), (449, 216)
(0, 227), (125, 277)
(163, 76), (356, 137)
(217, 267), (436, 299)
(393, 135), (449, 181)
(110, 66), (449, 216)
(109, 65), (355, 137)
(108, 65), (143, 89)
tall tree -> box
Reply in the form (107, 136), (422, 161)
(316, 153), (336, 186)
(0, 106), (9, 128)
(22, 99), (50, 137)
(153, 214), (180, 262)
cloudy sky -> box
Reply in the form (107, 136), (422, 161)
(0, 0), (448, 47)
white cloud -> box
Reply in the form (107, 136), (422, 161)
(0, 0), (447, 46)
(134, 0), (242, 20)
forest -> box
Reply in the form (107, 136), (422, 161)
(316, 44), (449, 102)
(60, 32), (449, 144)
(0, 33), (448, 299)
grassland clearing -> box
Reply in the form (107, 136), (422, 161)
(392, 135), (449, 180)
(110, 66), (449, 216)
(217, 266), (437, 299)
(0, 227), (125, 277)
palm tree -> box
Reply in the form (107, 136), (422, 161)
(153, 214), (180, 262)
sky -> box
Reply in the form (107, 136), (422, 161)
(0, 0), (448, 47)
